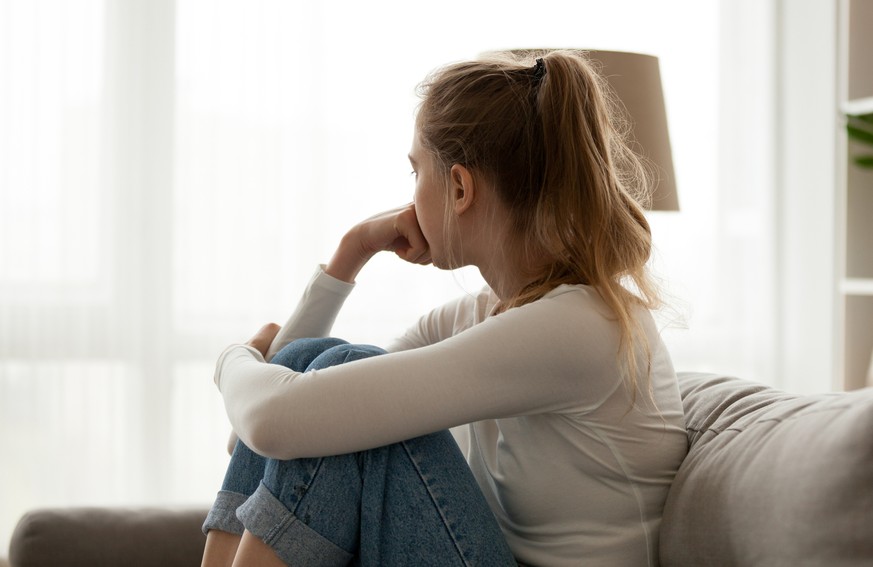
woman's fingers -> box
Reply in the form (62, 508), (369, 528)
(246, 323), (281, 357)
(358, 203), (430, 262)
(390, 205), (431, 264)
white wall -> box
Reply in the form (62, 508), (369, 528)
(776, 0), (838, 393)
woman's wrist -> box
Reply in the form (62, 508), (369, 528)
(324, 228), (372, 283)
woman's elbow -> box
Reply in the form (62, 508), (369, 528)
(226, 431), (239, 456)
(239, 414), (296, 460)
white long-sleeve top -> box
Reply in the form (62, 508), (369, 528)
(215, 267), (687, 566)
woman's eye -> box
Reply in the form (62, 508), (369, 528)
(410, 170), (417, 178)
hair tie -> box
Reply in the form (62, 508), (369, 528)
(532, 58), (547, 82)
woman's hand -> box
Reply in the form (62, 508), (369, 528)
(325, 203), (431, 283)
(246, 323), (281, 358)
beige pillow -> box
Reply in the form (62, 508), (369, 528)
(661, 373), (873, 566)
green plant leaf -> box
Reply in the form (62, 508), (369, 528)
(850, 112), (873, 124)
(847, 123), (873, 146)
(848, 114), (873, 130)
(853, 155), (873, 168)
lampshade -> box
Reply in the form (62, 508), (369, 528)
(486, 49), (679, 211)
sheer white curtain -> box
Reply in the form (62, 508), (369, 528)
(2, 0), (818, 551)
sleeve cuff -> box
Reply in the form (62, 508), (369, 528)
(312, 264), (356, 296)
(214, 344), (266, 389)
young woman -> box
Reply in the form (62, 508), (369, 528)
(201, 50), (687, 567)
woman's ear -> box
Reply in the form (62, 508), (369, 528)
(450, 164), (475, 216)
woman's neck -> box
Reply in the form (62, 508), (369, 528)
(476, 238), (551, 301)
(455, 182), (550, 301)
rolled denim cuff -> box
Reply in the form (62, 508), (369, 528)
(238, 482), (353, 566)
(202, 489), (249, 536)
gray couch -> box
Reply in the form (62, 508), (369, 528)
(7, 372), (873, 566)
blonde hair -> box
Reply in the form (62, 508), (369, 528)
(415, 50), (661, 403)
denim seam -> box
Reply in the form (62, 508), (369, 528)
(293, 457), (324, 514)
(401, 439), (472, 567)
(263, 510), (298, 546)
(265, 457), (324, 542)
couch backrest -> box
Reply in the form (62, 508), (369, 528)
(660, 372), (873, 567)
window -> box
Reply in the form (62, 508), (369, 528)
(3, 0), (806, 550)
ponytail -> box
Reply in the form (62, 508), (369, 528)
(417, 50), (661, 404)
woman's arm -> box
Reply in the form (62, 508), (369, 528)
(216, 286), (624, 461)
(225, 203), (432, 453)
(263, 269), (355, 361)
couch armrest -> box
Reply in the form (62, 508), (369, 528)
(9, 507), (208, 567)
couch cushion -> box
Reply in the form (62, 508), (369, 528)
(9, 507), (208, 567)
(661, 372), (873, 567)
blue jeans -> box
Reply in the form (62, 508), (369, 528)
(203, 337), (515, 566)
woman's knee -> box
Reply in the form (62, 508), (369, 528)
(307, 343), (387, 370)
(269, 337), (350, 371)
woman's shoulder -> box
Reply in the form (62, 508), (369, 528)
(514, 283), (615, 327)
(497, 283), (664, 358)
(537, 283), (658, 327)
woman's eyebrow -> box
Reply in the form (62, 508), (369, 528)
(408, 155), (417, 166)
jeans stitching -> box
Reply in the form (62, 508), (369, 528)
(401, 437), (471, 567)
(260, 456), (324, 543)
(263, 506), (297, 545)
(289, 457), (325, 516)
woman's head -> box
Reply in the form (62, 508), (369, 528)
(415, 50), (662, 395)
